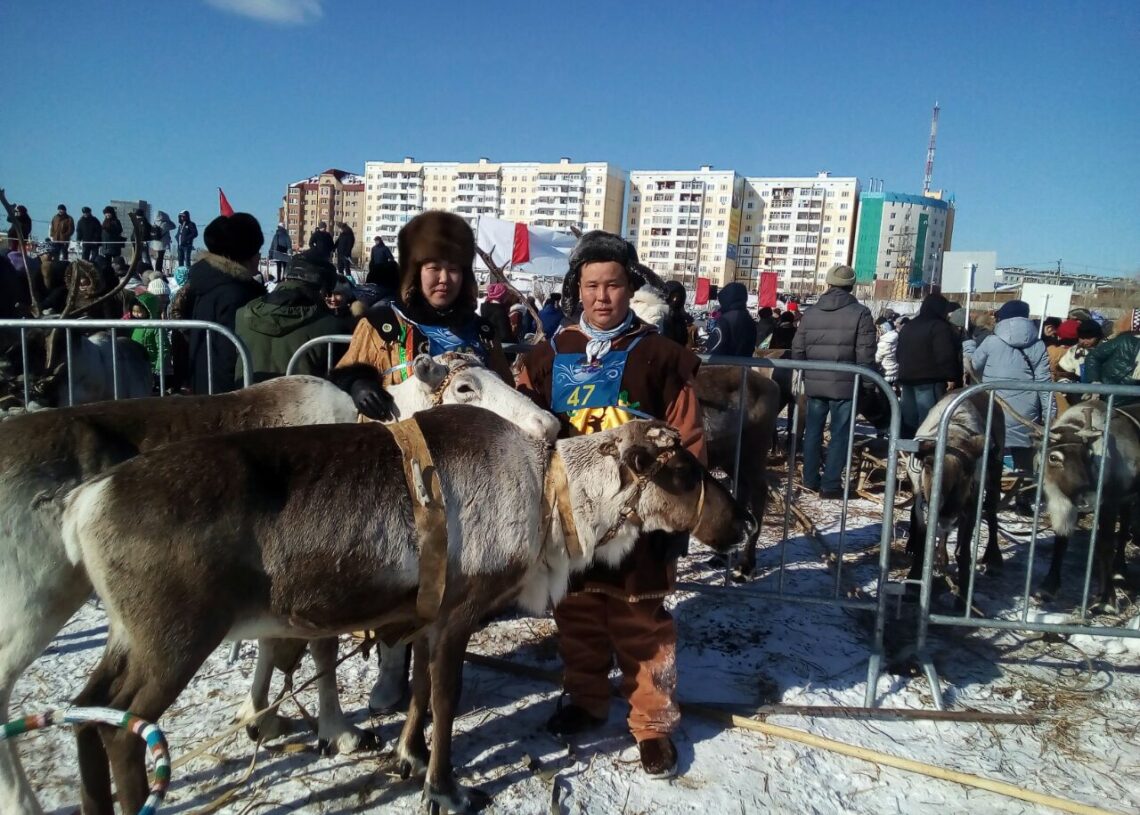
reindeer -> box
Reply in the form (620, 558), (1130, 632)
(1036, 399), (1140, 611)
(906, 390), (1006, 596)
(0, 353), (555, 815)
(62, 409), (753, 815)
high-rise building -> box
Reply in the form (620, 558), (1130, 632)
(626, 166), (745, 288)
(280, 169), (366, 263)
(361, 157), (624, 257)
(736, 174), (861, 294)
(852, 191), (953, 297)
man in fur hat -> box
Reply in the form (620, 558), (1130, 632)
(332, 211), (512, 420)
(516, 230), (705, 779)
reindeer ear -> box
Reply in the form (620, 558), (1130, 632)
(411, 354), (447, 388)
(645, 425), (680, 450)
(623, 445), (658, 474)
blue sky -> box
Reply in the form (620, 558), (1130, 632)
(2, 0), (1137, 278)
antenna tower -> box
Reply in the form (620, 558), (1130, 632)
(923, 102), (940, 194)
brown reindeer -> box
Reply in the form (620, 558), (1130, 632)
(62, 408), (753, 815)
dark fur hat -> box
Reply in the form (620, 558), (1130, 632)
(397, 211), (477, 311)
(561, 230), (646, 317)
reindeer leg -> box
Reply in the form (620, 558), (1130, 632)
(311, 636), (377, 756)
(981, 487), (1003, 574)
(423, 626), (489, 815)
(1037, 534), (1067, 601)
(906, 501), (926, 582)
(72, 644), (129, 815)
(236, 638), (294, 743)
(1094, 505), (1120, 613)
(395, 636), (431, 779)
(956, 513), (978, 608)
(369, 640), (411, 715)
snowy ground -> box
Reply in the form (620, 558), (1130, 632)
(13, 481), (1140, 815)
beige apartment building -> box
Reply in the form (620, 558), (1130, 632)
(280, 169), (366, 263)
(626, 166), (745, 288)
(362, 157), (625, 256)
(737, 174), (861, 295)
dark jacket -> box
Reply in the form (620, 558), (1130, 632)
(370, 240), (394, 267)
(789, 287), (876, 399)
(756, 315), (777, 347)
(707, 282), (757, 356)
(101, 215), (123, 258)
(480, 300), (514, 345)
(176, 253), (266, 393)
(176, 218), (198, 248)
(6, 211), (32, 242)
(76, 213), (102, 243)
(769, 317), (797, 350)
(268, 226), (292, 262)
(538, 301), (564, 338)
(235, 280), (350, 383)
(1085, 332), (1140, 389)
(897, 294), (963, 385)
(335, 227), (355, 259)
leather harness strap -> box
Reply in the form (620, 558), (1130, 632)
(387, 417), (449, 622)
(543, 450), (583, 560)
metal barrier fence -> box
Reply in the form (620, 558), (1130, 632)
(285, 334), (354, 376)
(285, 334), (902, 708)
(916, 379), (1140, 710)
(0, 318), (252, 406)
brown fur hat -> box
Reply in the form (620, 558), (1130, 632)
(397, 211), (477, 311)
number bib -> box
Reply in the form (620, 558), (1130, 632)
(393, 307), (487, 361)
(551, 334), (645, 414)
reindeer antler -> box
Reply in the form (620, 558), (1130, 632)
(0, 187), (41, 317)
(476, 245), (546, 344)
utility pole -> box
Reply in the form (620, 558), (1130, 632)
(923, 102), (940, 195)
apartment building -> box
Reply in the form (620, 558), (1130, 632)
(280, 169), (366, 263)
(362, 157), (624, 256)
(736, 174), (860, 294)
(626, 166), (745, 288)
(852, 191), (953, 297)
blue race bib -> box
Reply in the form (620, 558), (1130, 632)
(550, 334), (646, 414)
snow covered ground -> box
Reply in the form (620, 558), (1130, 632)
(13, 489), (1140, 814)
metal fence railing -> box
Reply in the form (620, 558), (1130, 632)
(915, 379), (1140, 709)
(285, 334), (354, 377)
(0, 318), (252, 406)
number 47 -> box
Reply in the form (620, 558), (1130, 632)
(567, 384), (596, 406)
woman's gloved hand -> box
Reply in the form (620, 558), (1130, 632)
(350, 378), (397, 421)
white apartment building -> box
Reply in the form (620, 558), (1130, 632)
(626, 166), (745, 287)
(851, 191), (953, 297)
(737, 173), (861, 294)
(363, 158), (624, 255)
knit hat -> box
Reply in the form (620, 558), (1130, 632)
(396, 211), (477, 311)
(825, 264), (856, 287)
(1056, 319), (1080, 341)
(147, 277), (170, 297)
(1067, 307), (1092, 321)
(561, 230), (646, 317)
(947, 308), (967, 329)
(485, 283), (507, 302)
(995, 300), (1030, 320)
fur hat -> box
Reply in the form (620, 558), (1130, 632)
(203, 213), (264, 262)
(561, 230), (645, 317)
(396, 211), (477, 311)
(825, 264), (856, 288)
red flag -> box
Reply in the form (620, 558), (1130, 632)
(694, 277), (710, 306)
(511, 221), (530, 265)
(218, 188), (234, 217)
(758, 271), (778, 307)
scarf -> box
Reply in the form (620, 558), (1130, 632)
(578, 310), (635, 364)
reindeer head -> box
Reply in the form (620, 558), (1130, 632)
(402, 353), (559, 441)
(579, 421), (756, 566)
(910, 437), (983, 535)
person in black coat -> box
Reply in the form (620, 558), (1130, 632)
(335, 222), (356, 275)
(769, 310), (797, 350)
(706, 282), (756, 356)
(661, 280), (693, 346)
(755, 306), (777, 348)
(76, 207), (102, 261)
(896, 292), (963, 437)
(172, 213), (267, 394)
(100, 207), (123, 259)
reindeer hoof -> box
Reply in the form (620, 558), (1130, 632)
(730, 566), (752, 583)
(318, 726), (378, 757)
(397, 744), (430, 780)
(245, 712), (291, 743)
(423, 780), (490, 814)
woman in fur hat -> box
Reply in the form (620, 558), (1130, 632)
(332, 211), (511, 420)
(516, 230), (705, 779)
